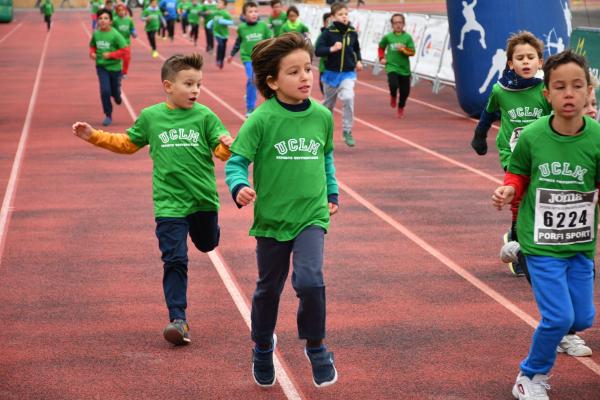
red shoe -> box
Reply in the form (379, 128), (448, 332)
(390, 96), (397, 108)
(397, 107), (404, 118)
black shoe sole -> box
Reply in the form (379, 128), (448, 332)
(163, 327), (190, 346)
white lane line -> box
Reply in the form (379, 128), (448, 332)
(0, 22), (23, 46)
(83, 25), (305, 400)
(0, 30), (51, 264)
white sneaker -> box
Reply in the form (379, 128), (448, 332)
(500, 241), (520, 263)
(512, 373), (550, 400)
(557, 334), (592, 357)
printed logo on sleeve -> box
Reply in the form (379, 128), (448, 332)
(534, 188), (598, 245)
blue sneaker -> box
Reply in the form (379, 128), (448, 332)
(305, 346), (338, 388)
(252, 334), (277, 387)
(102, 116), (112, 126)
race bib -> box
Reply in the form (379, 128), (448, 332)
(534, 188), (598, 245)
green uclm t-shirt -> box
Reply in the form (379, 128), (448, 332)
(268, 12), (287, 36)
(378, 31), (415, 76)
(237, 21), (272, 62)
(487, 81), (552, 169)
(187, 3), (202, 25)
(142, 8), (162, 32)
(231, 98), (334, 241)
(280, 20), (309, 35)
(127, 102), (230, 217)
(90, 28), (127, 71)
(509, 116), (600, 259)
(212, 9), (232, 38)
(112, 15), (134, 44)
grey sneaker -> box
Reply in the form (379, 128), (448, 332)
(163, 319), (191, 345)
(342, 131), (355, 147)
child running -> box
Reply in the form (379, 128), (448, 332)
(178, 0), (191, 38)
(268, 0), (286, 37)
(187, 0), (202, 47)
(225, 32), (339, 388)
(113, 4), (137, 77)
(90, 9), (127, 126)
(89, 0), (102, 29)
(206, 0), (232, 69)
(200, 0), (218, 53)
(492, 49), (598, 400)
(471, 31), (552, 275)
(315, 2), (362, 147)
(378, 13), (415, 118)
(142, 0), (164, 58)
(279, 6), (309, 38)
(315, 11), (332, 94)
(72, 53), (233, 346)
(41, 0), (53, 31)
(227, 1), (272, 116)
(159, 0), (178, 41)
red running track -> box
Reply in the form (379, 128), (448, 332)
(0, 9), (599, 400)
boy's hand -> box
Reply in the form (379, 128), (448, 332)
(226, 55), (233, 64)
(72, 122), (94, 141)
(236, 186), (256, 207)
(328, 202), (338, 215)
(219, 135), (234, 147)
(356, 61), (363, 71)
(89, 52), (96, 60)
(379, 58), (387, 65)
(396, 43), (406, 50)
(330, 42), (342, 53)
(102, 52), (110, 59)
(492, 185), (515, 210)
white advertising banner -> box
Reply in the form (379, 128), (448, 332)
(413, 15), (449, 80)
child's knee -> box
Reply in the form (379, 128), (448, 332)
(338, 89), (354, 102)
(190, 229), (220, 253)
(572, 308), (595, 332)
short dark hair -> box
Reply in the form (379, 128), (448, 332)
(96, 9), (113, 19)
(287, 5), (299, 17)
(390, 13), (405, 24)
(270, 0), (281, 6)
(322, 12), (331, 24)
(543, 49), (591, 88)
(252, 32), (314, 99)
(161, 53), (204, 81)
(330, 2), (347, 15)
(506, 31), (543, 61)
(242, 1), (257, 15)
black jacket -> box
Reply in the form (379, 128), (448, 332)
(315, 21), (362, 72)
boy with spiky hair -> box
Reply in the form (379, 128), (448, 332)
(315, 2), (362, 147)
(493, 50), (598, 400)
(72, 53), (233, 347)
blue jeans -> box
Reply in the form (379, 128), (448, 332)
(243, 61), (256, 113)
(155, 211), (220, 321)
(251, 226), (326, 345)
(520, 253), (595, 376)
(215, 36), (227, 65)
(96, 66), (121, 118)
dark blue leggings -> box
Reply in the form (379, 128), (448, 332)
(96, 66), (121, 118)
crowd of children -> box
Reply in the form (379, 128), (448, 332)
(67, 1), (600, 398)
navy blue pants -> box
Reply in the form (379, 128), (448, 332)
(215, 37), (227, 66)
(96, 66), (121, 118)
(155, 210), (220, 321)
(251, 226), (326, 345)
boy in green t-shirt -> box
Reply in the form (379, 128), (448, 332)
(279, 6), (309, 37)
(187, 0), (202, 47)
(473, 31), (552, 276)
(492, 50), (598, 400)
(89, 9), (128, 126)
(72, 53), (233, 347)
(206, 0), (233, 69)
(267, 0), (286, 37)
(227, 1), (272, 116)
(226, 33), (339, 389)
(378, 13), (415, 118)
(112, 4), (137, 76)
(40, 0), (54, 31)
(200, 0), (218, 53)
(141, 0), (164, 58)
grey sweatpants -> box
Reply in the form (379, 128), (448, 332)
(322, 78), (355, 132)
(251, 226), (326, 345)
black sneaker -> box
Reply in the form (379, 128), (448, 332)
(305, 347), (338, 388)
(252, 334), (277, 387)
(163, 319), (191, 345)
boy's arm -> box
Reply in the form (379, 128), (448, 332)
(314, 30), (332, 57)
(229, 35), (241, 57)
(400, 36), (416, 56)
(325, 150), (339, 206)
(496, 130), (512, 170)
(225, 153), (252, 208)
(73, 122), (141, 154)
(352, 31), (362, 62)
(504, 171), (530, 203)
